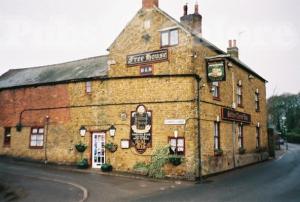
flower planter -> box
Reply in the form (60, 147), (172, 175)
(105, 143), (118, 153)
(169, 156), (182, 166)
(75, 143), (87, 153)
(214, 149), (223, 156)
(77, 159), (89, 169)
(239, 148), (246, 155)
(101, 163), (113, 172)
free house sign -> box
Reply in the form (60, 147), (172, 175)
(221, 108), (251, 124)
(130, 105), (152, 154)
(127, 49), (168, 66)
(207, 60), (226, 82)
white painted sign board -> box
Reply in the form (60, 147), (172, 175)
(164, 119), (186, 125)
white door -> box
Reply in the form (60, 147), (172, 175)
(92, 132), (105, 168)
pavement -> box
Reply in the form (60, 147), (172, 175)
(1, 144), (299, 202)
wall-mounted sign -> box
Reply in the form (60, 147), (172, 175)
(127, 49), (168, 66)
(164, 119), (186, 125)
(207, 60), (226, 82)
(121, 139), (130, 149)
(221, 108), (251, 124)
(130, 105), (152, 154)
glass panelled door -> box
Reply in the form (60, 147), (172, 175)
(92, 132), (105, 168)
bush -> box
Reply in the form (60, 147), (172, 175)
(101, 163), (113, 172)
(148, 145), (170, 179)
(285, 134), (300, 144)
(77, 159), (89, 169)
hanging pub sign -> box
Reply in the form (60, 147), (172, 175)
(130, 105), (152, 154)
(127, 49), (168, 66)
(207, 60), (226, 82)
(221, 108), (251, 124)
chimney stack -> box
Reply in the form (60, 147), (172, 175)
(227, 39), (239, 59)
(180, 3), (202, 36)
(142, 0), (159, 9)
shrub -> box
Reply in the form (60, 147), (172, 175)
(148, 145), (170, 179)
(101, 163), (113, 172)
(77, 159), (89, 169)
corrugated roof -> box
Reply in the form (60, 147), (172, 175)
(0, 55), (108, 90)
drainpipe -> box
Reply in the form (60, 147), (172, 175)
(196, 79), (202, 181)
(44, 116), (50, 166)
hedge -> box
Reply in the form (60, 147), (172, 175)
(282, 134), (300, 144)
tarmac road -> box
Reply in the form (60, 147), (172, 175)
(134, 143), (300, 202)
(0, 144), (299, 202)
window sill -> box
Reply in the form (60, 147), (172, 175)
(3, 145), (11, 148)
(160, 44), (178, 48)
(213, 97), (221, 101)
(29, 146), (44, 149)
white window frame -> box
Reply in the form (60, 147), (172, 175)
(161, 29), (179, 47)
(86, 81), (92, 93)
(30, 127), (44, 148)
(214, 122), (220, 150)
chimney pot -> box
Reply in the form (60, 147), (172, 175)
(229, 40), (232, 48)
(142, 0), (159, 9)
(195, 3), (199, 14)
(183, 4), (188, 16)
(227, 39), (239, 59)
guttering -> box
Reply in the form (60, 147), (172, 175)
(0, 74), (201, 91)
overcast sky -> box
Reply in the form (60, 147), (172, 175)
(0, 0), (299, 97)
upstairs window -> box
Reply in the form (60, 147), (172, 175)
(256, 127), (260, 149)
(238, 124), (244, 149)
(161, 29), (179, 47)
(30, 128), (44, 148)
(212, 82), (220, 100)
(3, 127), (11, 147)
(255, 91), (260, 112)
(86, 81), (92, 93)
(214, 122), (221, 150)
(237, 81), (243, 107)
(169, 137), (185, 155)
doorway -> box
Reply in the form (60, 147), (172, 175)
(92, 132), (106, 168)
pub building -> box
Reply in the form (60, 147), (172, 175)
(0, 0), (268, 180)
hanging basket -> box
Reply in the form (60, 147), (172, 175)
(105, 143), (118, 153)
(75, 143), (87, 153)
(169, 156), (182, 166)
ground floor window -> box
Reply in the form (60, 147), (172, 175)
(214, 122), (220, 150)
(3, 127), (11, 147)
(238, 124), (244, 148)
(30, 127), (44, 148)
(169, 137), (185, 155)
(256, 127), (260, 148)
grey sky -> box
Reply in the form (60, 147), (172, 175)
(0, 0), (299, 97)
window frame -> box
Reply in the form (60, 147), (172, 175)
(238, 124), (244, 149)
(160, 29), (179, 47)
(86, 81), (92, 94)
(29, 127), (44, 149)
(214, 122), (221, 150)
(256, 127), (260, 149)
(255, 92), (260, 112)
(3, 127), (11, 147)
(237, 84), (243, 107)
(212, 82), (221, 100)
(168, 137), (185, 156)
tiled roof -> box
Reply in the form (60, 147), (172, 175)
(0, 55), (108, 90)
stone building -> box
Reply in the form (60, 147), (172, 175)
(0, 0), (268, 179)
